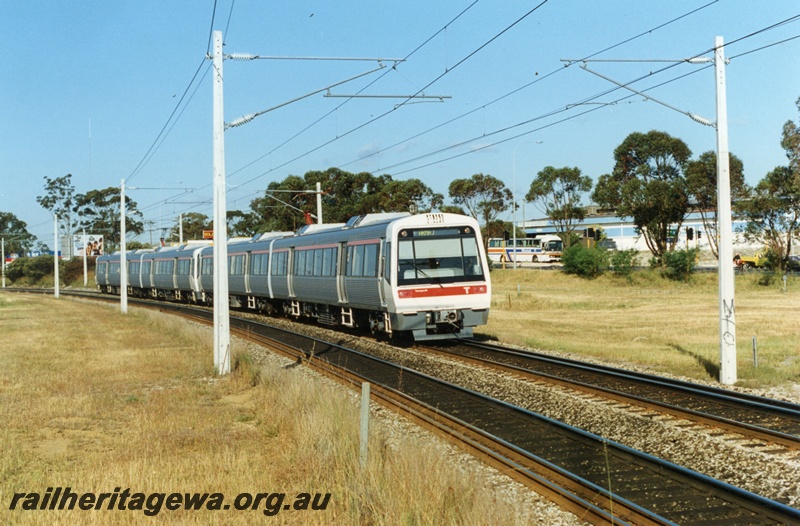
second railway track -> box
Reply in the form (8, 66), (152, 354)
(416, 339), (800, 451)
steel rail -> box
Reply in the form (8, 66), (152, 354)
(421, 339), (800, 451)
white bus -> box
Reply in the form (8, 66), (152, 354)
(487, 235), (563, 263)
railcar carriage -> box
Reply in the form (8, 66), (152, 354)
(127, 249), (156, 296)
(141, 242), (210, 301)
(96, 250), (154, 295)
(384, 212), (490, 339)
(243, 231), (299, 309)
(95, 253), (116, 293)
(197, 232), (294, 305)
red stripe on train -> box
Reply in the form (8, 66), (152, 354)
(397, 285), (487, 298)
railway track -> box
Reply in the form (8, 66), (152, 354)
(418, 339), (800, 451)
(8, 289), (800, 524)
(198, 310), (800, 524)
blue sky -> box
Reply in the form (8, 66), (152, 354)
(2, 1), (799, 245)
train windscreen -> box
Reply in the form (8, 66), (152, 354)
(397, 226), (484, 286)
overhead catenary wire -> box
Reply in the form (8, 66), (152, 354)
(224, 1), (482, 181)
(360, 15), (800, 177)
(337, 0), (721, 171)
(124, 2), (737, 227)
(228, 0), (726, 187)
(227, 1), (550, 195)
(127, 7), (799, 237)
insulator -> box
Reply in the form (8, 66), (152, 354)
(227, 53), (256, 60)
(226, 114), (256, 129)
(688, 113), (715, 127)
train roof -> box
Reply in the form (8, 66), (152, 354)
(252, 231), (293, 242)
(345, 212), (410, 228)
(107, 248), (156, 256)
(294, 223), (347, 236)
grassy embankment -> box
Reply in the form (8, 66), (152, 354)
(481, 268), (800, 388)
(0, 293), (539, 526)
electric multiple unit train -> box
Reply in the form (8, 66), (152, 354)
(96, 212), (491, 340)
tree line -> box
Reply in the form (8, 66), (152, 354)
(3, 96), (798, 268)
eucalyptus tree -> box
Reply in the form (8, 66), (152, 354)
(684, 151), (747, 258)
(525, 166), (592, 246)
(74, 187), (144, 252)
(36, 174), (77, 235)
(592, 130), (692, 261)
(448, 173), (512, 243)
(781, 95), (800, 178)
(226, 210), (260, 237)
(739, 166), (800, 267)
(250, 175), (311, 232)
(304, 167), (378, 223)
(250, 169), (443, 232)
(170, 212), (211, 241)
(370, 177), (443, 214)
(0, 211), (36, 255)
(736, 95), (800, 268)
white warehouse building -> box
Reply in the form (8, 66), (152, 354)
(520, 207), (762, 254)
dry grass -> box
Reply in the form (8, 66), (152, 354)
(480, 268), (800, 388)
(0, 294), (544, 525)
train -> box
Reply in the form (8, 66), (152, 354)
(96, 212), (492, 341)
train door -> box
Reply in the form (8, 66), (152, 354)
(378, 239), (387, 305)
(244, 252), (251, 294)
(287, 248), (295, 297)
(266, 240), (277, 298)
(336, 242), (348, 303)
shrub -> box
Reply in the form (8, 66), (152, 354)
(661, 248), (699, 282)
(610, 249), (640, 278)
(61, 257), (89, 285)
(561, 244), (609, 278)
(22, 256), (55, 282)
(2, 255), (79, 285)
(755, 272), (778, 287)
(4, 258), (25, 282)
(763, 249), (782, 271)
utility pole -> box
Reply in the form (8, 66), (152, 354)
(82, 228), (88, 287)
(120, 179), (128, 314)
(212, 30), (231, 375)
(53, 215), (59, 299)
(145, 220), (155, 247)
(1, 238), (5, 288)
(714, 36), (736, 385)
(316, 182), (323, 225)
